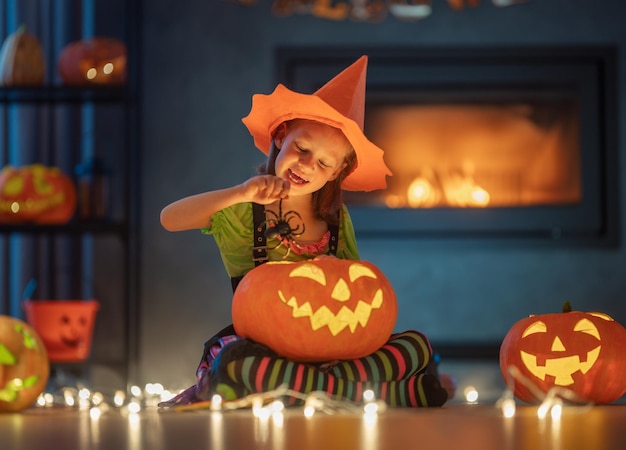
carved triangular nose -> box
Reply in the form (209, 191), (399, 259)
(551, 336), (566, 352)
(331, 278), (350, 302)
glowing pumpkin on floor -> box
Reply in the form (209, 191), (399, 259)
(499, 302), (626, 404)
(232, 259), (398, 362)
(0, 316), (49, 413)
(0, 164), (76, 224)
(58, 37), (127, 85)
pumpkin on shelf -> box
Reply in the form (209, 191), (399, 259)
(0, 315), (49, 413)
(0, 164), (77, 224)
(57, 37), (126, 86)
(499, 301), (626, 404)
(0, 25), (45, 87)
(232, 258), (398, 362)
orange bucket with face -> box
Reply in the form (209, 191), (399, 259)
(23, 300), (99, 362)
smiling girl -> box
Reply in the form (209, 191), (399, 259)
(159, 56), (448, 408)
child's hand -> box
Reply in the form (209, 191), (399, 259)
(241, 175), (290, 204)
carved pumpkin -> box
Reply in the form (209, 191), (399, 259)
(0, 315), (49, 413)
(0, 25), (45, 86)
(232, 259), (398, 362)
(0, 164), (77, 224)
(23, 300), (99, 363)
(58, 37), (127, 85)
(499, 302), (626, 404)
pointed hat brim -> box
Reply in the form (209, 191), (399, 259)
(241, 55), (391, 192)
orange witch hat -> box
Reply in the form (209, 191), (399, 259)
(241, 56), (391, 192)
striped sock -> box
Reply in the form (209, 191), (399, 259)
(326, 330), (432, 382)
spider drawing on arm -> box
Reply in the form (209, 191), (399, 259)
(264, 199), (306, 248)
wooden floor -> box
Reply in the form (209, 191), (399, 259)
(2, 402), (626, 450)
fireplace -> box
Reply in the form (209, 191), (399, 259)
(276, 47), (618, 245)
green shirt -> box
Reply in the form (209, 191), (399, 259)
(202, 202), (360, 279)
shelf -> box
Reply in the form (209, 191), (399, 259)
(0, 221), (127, 235)
(1, 0), (140, 387)
(0, 85), (131, 104)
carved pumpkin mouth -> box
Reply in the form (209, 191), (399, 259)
(0, 193), (67, 215)
(275, 262), (387, 336)
(520, 346), (601, 386)
(60, 335), (83, 348)
(277, 289), (383, 336)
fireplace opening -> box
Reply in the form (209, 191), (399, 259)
(349, 88), (580, 209)
(276, 47), (618, 245)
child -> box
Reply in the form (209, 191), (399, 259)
(159, 56), (448, 408)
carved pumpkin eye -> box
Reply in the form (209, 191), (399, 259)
(573, 318), (600, 340)
(4, 176), (23, 195)
(33, 176), (54, 195)
(289, 263), (326, 285)
(589, 312), (614, 321)
(349, 264), (377, 282)
(522, 321), (547, 338)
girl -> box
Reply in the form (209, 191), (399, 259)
(159, 56), (448, 408)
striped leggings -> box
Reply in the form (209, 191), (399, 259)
(210, 330), (448, 407)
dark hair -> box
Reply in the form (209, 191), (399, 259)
(257, 128), (357, 226)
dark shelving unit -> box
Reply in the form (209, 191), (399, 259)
(0, 0), (141, 387)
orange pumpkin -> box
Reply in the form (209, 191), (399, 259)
(232, 259), (398, 362)
(0, 315), (49, 413)
(0, 164), (77, 224)
(0, 25), (45, 86)
(58, 37), (127, 85)
(499, 302), (626, 404)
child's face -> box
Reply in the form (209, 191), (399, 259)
(273, 120), (351, 195)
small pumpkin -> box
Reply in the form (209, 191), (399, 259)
(0, 164), (77, 224)
(0, 25), (45, 86)
(499, 302), (626, 404)
(0, 315), (49, 413)
(58, 37), (126, 85)
(232, 258), (398, 362)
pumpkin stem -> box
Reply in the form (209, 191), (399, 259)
(562, 301), (572, 313)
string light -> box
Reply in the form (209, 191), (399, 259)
(210, 394), (223, 411)
(130, 385), (142, 397)
(36, 393), (47, 407)
(114, 390), (126, 407)
(90, 406), (103, 420)
(170, 384), (387, 417)
(464, 386), (479, 403)
(362, 389), (375, 403)
(495, 389), (516, 418)
(127, 401), (141, 414)
(34, 367), (600, 424)
(496, 365), (594, 419)
(63, 389), (75, 407)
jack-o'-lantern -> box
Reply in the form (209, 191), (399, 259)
(0, 25), (45, 86)
(499, 302), (626, 404)
(58, 37), (126, 85)
(0, 315), (49, 413)
(23, 300), (99, 363)
(0, 164), (77, 224)
(232, 259), (398, 362)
